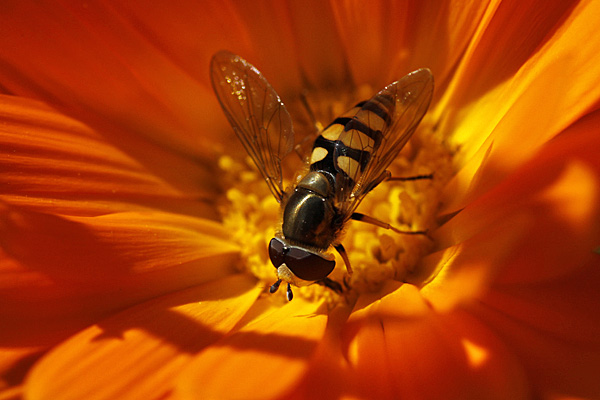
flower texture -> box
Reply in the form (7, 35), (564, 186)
(1, 1), (600, 399)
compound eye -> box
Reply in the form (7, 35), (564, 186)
(268, 238), (285, 269)
(285, 248), (335, 281)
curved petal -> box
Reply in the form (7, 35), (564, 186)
(24, 274), (261, 400)
(418, 112), (600, 398)
(331, 0), (490, 88)
(440, 0), (600, 210)
(284, 300), (355, 399)
(429, 108), (600, 290)
(0, 1), (237, 159)
(442, 0), (581, 113)
(471, 254), (600, 399)
(0, 203), (240, 347)
(175, 297), (327, 400)
(208, 1), (304, 94)
(0, 346), (45, 392)
(344, 286), (529, 399)
(0, 95), (218, 216)
(205, 0), (353, 94)
(284, 0), (351, 90)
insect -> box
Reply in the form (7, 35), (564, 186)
(210, 51), (433, 301)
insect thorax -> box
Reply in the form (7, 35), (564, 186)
(282, 171), (339, 249)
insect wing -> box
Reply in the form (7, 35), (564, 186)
(210, 51), (294, 202)
(335, 68), (434, 214)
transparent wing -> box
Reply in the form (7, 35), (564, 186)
(335, 68), (434, 216)
(210, 51), (294, 202)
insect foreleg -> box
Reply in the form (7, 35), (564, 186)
(299, 91), (323, 134)
(351, 213), (428, 235)
(317, 277), (343, 294)
(334, 243), (353, 275)
(293, 92), (324, 161)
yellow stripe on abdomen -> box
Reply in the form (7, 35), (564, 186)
(336, 155), (361, 180)
(339, 128), (376, 152)
(355, 108), (387, 132)
(310, 146), (329, 164)
(320, 123), (344, 141)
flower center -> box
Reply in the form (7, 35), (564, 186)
(218, 87), (454, 304)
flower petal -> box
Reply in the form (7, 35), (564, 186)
(471, 254), (600, 399)
(206, 1), (353, 93)
(421, 112), (600, 397)
(441, 0), (600, 210)
(176, 297), (327, 400)
(345, 285), (529, 399)
(0, 95), (217, 216)
(280, 300), (355, 400)
(331, 1), (490, 87)
(431, 108), (600, 288)
(0, 346), (44, 392)
(208, 1), (304, 93)
(284, 1), (350, 90)
(0, 2), (223, 158)
(1, 203), (239, 347)
(24, 274), (261, 400)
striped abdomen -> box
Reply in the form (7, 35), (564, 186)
(309, 93), (393, 184)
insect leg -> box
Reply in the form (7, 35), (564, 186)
(299, 91), (323, 134)
(351, 213), (428, 235)
(294, 92), (324, 161)
(286, 283), (294, 301)
(358, 170), (433, 198)
(317, 277), (343, 294)
(388, 173), (433, 182)
(334, 243), (353, 275)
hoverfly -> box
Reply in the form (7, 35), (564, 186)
(210, 51), (433, 301)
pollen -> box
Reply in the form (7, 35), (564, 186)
(217, 89), (455, 305)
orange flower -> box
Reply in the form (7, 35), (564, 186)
(1, 1), (600, 399)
